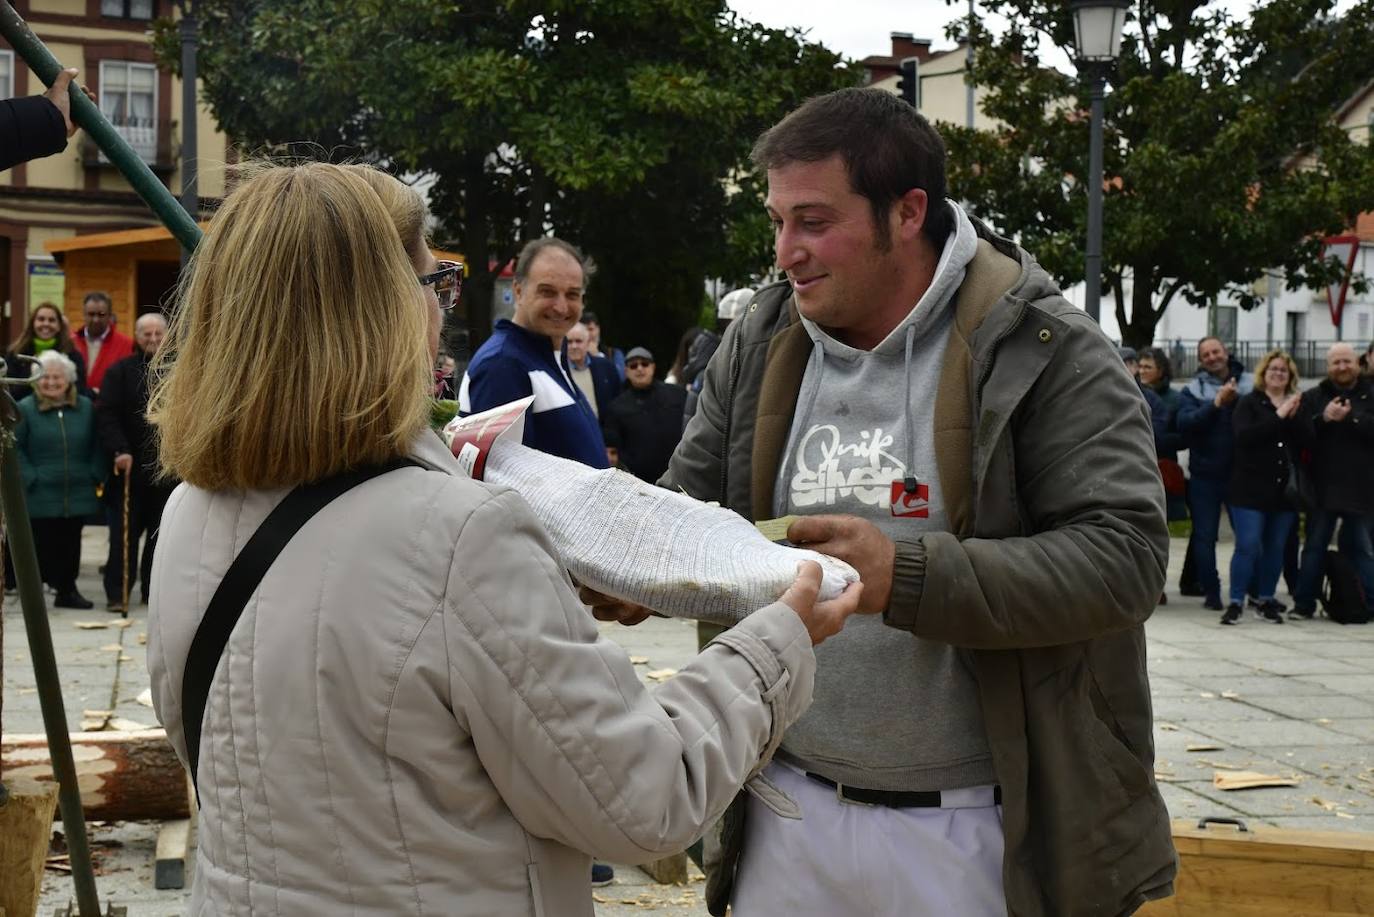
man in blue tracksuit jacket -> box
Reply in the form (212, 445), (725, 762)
(458, 237), (608, 469)
(1176, 336), (1254, 608)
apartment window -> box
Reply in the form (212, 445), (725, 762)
(99, 61), (157, 163)
(1215, 305), (1238, 345)
(101, 0), (155, 19)
(0, 50), (12, 100)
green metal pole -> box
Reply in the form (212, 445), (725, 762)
(0, 4), (202, 254)
(0, 384), (102, 917)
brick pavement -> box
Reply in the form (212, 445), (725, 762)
(3, 527), (1372, 914)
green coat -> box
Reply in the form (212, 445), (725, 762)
(15, 394), (106, 519)
(667, 221), (1175, 917)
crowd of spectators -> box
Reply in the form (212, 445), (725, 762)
(1130, 336), (1374, 625)
(3, 294), (174, 611)
(458, 238), (751, 492)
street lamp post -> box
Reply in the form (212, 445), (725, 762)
(176, 0), (199, 267)
(1070, 0), (1129, 324)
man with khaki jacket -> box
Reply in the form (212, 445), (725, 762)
(591, 88), (1175, 915)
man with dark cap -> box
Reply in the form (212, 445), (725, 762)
(601, 347), (687, 482)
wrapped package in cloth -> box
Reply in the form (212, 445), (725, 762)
(443, 398), (859, 624)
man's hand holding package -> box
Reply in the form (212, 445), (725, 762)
(581, 561), (863, 645)
(787, 515), (895, 614)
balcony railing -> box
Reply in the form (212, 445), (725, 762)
(97, 116), (158, 165)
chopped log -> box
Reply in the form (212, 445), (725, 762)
(0, 778), (59, 917)
(1, 729), (189, 822)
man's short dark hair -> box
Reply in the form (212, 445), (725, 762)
(751, 87), (953, 247)
(1197, 336), (1226, 358)
(82, 291), (112, 310)
(514, 237), (595, 287)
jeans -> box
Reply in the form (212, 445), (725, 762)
(1189, 475), (1231, 602)
(1229, 508), (1296, 604)
(1295, 510), (1374, 611)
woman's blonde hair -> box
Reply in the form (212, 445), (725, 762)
(341, 165), (430, 270)
(148, 162), (432, 490)
(1255, 349), (1299, 395)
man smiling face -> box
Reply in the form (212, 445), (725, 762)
(765, 155), (927, 351)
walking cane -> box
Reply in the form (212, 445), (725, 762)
(121, 470), (130, 619)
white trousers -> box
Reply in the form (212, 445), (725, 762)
(731, 762), (1007, 917)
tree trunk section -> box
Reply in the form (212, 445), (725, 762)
(1123, 275), (1162, 350)
(0, 778), (59, 917)
(2, 730), (190, 822)
(462, 155), (496, 346)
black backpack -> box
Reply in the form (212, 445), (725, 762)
(1321, 550), (1372, 625)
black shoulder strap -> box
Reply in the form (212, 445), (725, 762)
(180, 458), (421, 804)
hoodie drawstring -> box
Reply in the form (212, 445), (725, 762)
(902, 325), (919, 494)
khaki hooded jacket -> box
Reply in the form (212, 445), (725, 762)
(664, 223), (1177, 917)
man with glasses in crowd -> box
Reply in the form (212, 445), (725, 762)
(72, 291), (133, 394)
(601, 346), (686, 482)
(458, 237), (609, 469)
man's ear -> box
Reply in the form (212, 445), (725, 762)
(894, 188), (929, 243)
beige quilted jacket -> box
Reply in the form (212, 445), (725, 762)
(148, 430), (815, 916)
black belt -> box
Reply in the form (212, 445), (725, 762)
(806, 772), (1002, 809)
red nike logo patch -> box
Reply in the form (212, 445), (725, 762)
(890, 481), (929, 518)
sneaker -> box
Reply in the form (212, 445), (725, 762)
(53, 591), (94, 610)
(1288, 605), (1315, 621)
(1220, 603), (1243, 625)
(590, 863), (615, 887)
(106, 598), (125, 613)
(1255, 600), (1284, 624)
(1203, 597), (1224, 611)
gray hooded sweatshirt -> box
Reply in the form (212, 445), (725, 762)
(772, 201), (996, 792)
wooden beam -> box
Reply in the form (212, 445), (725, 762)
(1138, 818), (1374, 915)
(639, 851), (688, 886)
(2, 730), (190, 822)
(0, 778), (59, 917)
(154, 818), (191, 889)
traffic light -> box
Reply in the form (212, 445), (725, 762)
(897, 57), (918, 108)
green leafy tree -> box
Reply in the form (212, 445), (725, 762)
(940, 0), (1374, 347)
(156, 1), (853, 357)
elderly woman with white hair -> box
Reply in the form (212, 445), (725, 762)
(14, 348), (106, 608)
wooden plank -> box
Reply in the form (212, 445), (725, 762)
(154, 818), (191, 889)
(638, 851), (688, 885)
(0, 779), (59, 917)
(2, 730), (190, 822)
(1138, 819), (1374, 916)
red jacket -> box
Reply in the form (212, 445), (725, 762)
(72, 327), (134, 392)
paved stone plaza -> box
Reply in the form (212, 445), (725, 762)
(3, 529), (1371, 915)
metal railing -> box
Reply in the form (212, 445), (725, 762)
(1157, 339), (1362, 380)
(100, 116), (158, 164)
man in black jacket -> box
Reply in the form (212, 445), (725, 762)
(1292, 342), (1374, 618)
(1, 68), (92, 171)
(97, 312), (175, 610)
(601, 347), (687, 483)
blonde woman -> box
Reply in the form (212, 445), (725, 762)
(145, 163), (861, 915)
(1222, 349), (1301, 625)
